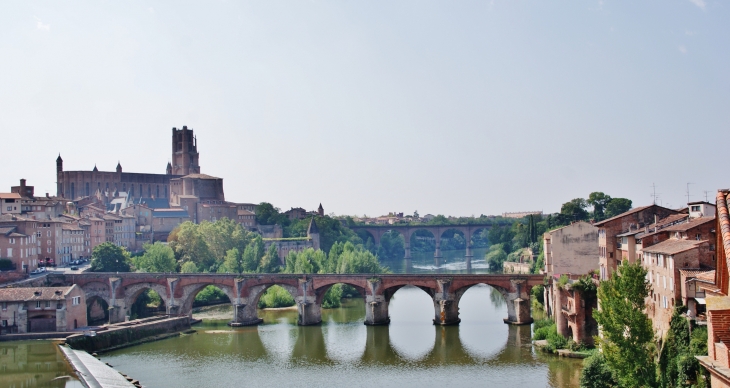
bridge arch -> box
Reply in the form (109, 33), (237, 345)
(314, 280), (366, 306)
(122, 282), (171, 317)
(180, 283), (236, 317)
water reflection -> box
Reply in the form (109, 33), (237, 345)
(98, 284), (582, 388)
(0, 341), (82, 388)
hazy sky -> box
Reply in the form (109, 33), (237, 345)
(1, 1), (728, 217)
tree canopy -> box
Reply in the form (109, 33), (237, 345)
(90, 242), (132, 272)
(593, 261), (656, 388)
(135, 242), (177, 272)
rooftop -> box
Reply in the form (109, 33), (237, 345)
(0, 286), (78, 302)
(642, 239), (706, 255)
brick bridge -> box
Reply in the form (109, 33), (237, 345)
(53, 273), (543, 327)
(350, 224), (497, 262)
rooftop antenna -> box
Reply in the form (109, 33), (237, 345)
(686, 182), (694, 204)
(651, 183), (660, 205)
(704, 190), (710, 202)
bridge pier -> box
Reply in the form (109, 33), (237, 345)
(434, 237), (443, 260)
(502, 279), (533, 325)
(364, 279), (390, 325)
(231, 303), (263, 326)
(297, 278), (322, 326)
(433, 279), (460, 325)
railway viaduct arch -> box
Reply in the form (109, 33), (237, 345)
(350, 224), (497, 262)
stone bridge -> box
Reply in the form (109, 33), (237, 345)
(53, 273), (543, 327)
(350, 224), (498, 262)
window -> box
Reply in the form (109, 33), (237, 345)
(35, 301), (41, 309)
(1, 302), (6, 311)
(72, 296), (80, 305)
(45, 301), (50, 308)
(670, 277), (674, 291)
(691, 205), (701, 212)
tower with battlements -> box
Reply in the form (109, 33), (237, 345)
(171, 126), (200, 176)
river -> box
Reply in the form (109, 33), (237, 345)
(0, 248), (583, 387)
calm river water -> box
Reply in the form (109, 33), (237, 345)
(0, 249), (583, 388)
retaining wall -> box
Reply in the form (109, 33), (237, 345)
(65, 316), (191, 353)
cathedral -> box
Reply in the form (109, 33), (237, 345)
(55, 126), (224, 204)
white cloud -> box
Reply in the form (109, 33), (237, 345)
(688, 0), (706, 10)
(678, 45), (687, 54)
(685, 30), (697, 36)
(34, 17), (50, 31)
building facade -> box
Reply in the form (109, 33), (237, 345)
(0, 285), (86, 333)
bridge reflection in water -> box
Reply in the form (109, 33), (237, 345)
(99, 286), (582, 388)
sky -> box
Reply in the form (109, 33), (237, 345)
(0, 1), (728, 217)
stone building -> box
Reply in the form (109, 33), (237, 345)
(542, 221), (599, 318)
(0, 285), (86, 333)
(264, 218), (321, 262)
(594, 204), (678, 280)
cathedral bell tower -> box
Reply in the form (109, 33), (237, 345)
(171, 126), (200, 176)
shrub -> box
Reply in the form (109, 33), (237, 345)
(533, 321), (556, 341)
(322, 284), (343, 309)
(0, 258), (13, 270)
(531, 284), (545, 306)
(579, 353), (616, 388)
(545, 330), (569, 352)
(258, 285), (295, 308)
(533, 318), (553, 331)
(194, 286), (230, 307)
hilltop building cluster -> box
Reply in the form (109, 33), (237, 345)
(0, 126), (322, 276)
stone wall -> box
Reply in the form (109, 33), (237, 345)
(65, 316), (191, 353)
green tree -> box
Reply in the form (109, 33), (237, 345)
(255, 202), (289, 226)
(169, 222), (212, 270)
(561, 198), (589, 222)
(605, 198), (633, 219)
(587, 192), (612, 221)
(594, 261), (656, 388)
(90, 242), (132, 272)
(135, 242), (177, 273)
(223, 248), (243, 274)
(257, 244), (281, 273)
(485, 244), (508, 271)
(180, 261), (199, 273)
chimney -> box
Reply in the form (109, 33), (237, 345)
(46, 193), (50, 198)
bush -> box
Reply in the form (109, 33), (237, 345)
(545, 330), (569, 352)
(531, 284), (545, 306)
(533, 321), (556, 341)
(533, 318), (553, 332)
(0, 258), (13, 270)
(194, 286), (230, 307)
(258, 285), (295, 308)
(580, 353), (616, 388)
(322, 284), (343, 309)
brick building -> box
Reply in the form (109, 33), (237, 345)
(697, 190), (730, 386)
(643, 239), (713, 335)
(0, 215), (40, 273)
(594, 204), (678, 280)
(0, 285), (86, 333)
